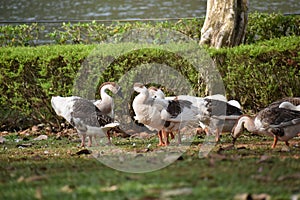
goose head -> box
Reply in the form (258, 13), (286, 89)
(148, 86), (165, 99)
(100, 82), (122, 97)
(133, 83), (148, 94)
(231, 115), (255, 144)
(279, 101), (300, 111)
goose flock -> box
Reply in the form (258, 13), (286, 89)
(51, 82), (300, 149)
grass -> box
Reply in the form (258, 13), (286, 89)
(0, 131), (299, 200)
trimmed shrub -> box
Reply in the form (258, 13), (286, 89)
(211, 36), (300, 112)
(0, 36), (299, 130)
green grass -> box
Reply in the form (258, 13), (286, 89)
(0, 132), (299, 200)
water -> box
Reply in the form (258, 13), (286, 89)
(0, 0), (299, 23)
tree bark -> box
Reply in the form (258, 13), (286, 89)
(200, 0), (249, 48)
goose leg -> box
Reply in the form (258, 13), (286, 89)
(87, 136), (93, 147)
(163, 130), (170, 146)
(215, 128), (220, 142)
(272, 136), (278, 149)
(285, 141), (289, 146)
(94, 135), (100, 146)
(106, 131), (112, 145)
(204, 127), (209, 136)
(169, 132), (175, 140)
(157, 130), (164, 146)
(81, 134), (86, 147)
(177, 131), (181, 145)
(165, 131), (175, 145)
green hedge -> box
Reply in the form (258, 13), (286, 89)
(211, 36), (300, 111)
(0, 36), (299, 130)
(1, 13), (299, 47)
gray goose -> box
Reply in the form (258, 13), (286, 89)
(51, 82), (121, 147)
(231, 97), (300, 148)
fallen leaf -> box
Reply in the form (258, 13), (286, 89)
(0, 131), (9, 136)
(163, 154), (183, 163)
(100, 185), (118, 192)
(61, 185), (75, 193)
(32, 155), (45, 161)
(291, 194), (300, 200)
(33, 135), (48, 141)
(19, 129), (30, 135)
(31, 125), (40, 132)
(234, 193), (251, 200)
(257, 155), (272, 164)
(251, 193), (271, 200)
(130, 132), (151, 139)
(17, 176), (25, 183)
(219, 144), (235, 151)
(34, 187), (43, 200)
(208, 153), (227, 160)
(234, 193), (271, 200)
(161, 187), (193, 197)
(277, 173), (300, 181)
(0, 136), (6, 144)
(25, 175), (48, 183)
(251, 175), (272, 182)
(280, 145), (291, 152)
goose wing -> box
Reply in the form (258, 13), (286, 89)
(71, 98), (114, 127)
(204, 98), (242, 116)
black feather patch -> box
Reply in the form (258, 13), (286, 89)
(204, 99), (242, 116)
(166, 100), (192, 118)
(71, 98), (113, 127)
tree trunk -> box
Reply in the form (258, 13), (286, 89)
(200, 0), (249, 48)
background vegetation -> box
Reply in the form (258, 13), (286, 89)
(0, 13), (299, 47)
(0, 13), (300, 131)
(0, 12), (300, 200)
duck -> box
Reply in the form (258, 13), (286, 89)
(148, 87), (242, 142)
(51, 82), (121, 147)
(231, 97), (300, 148)
(132, 83), (206, 146)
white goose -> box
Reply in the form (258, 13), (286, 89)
(132, 83), (206, 146)
(51, 82), (121, 147)
(231, 97), (300, 148)
(148, 87), (242, 142)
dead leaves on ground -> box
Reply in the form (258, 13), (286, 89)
(17, 175), (48, 183)
(234, 193), (271, 200)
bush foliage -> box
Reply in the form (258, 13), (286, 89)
(1, 13), (299, 47)
(0, 36), (299, 130)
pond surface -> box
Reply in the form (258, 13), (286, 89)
(1, 0), (299, 22)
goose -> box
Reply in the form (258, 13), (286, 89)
(231, 97), (300, 148)
(148, 87), (242, 142)
(132, 83), (206, 146)
(51, 82), (121, 147)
